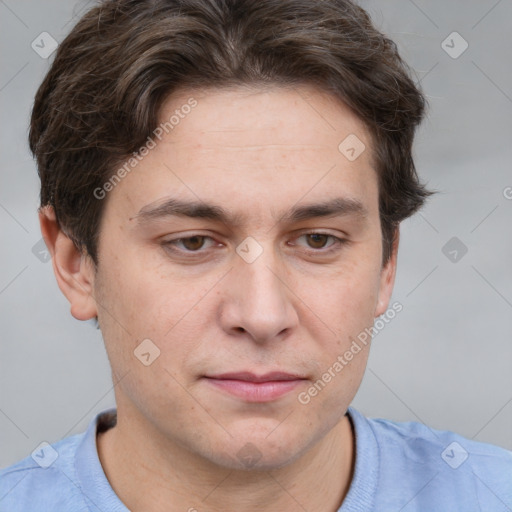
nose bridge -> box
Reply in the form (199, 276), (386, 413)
(222, 235), (297, 341)
(241, 244), (283, 300)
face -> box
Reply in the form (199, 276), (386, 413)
(88, 85), (397, 470)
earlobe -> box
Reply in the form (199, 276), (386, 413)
(375, 227), (400, 317)
(38, 205), (98, 321)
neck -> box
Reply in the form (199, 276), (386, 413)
(97, 408), (355, 512)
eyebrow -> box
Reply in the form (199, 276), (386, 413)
(133, 196), (368, 226)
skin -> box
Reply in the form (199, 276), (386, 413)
(40, 84), (399, 512)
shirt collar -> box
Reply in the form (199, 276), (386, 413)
(74, 408), (129, 512)
(73, 406), (378, 511)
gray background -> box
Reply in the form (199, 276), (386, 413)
(1, 0), (511, 468)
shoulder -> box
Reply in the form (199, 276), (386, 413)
(359, 409), (512, 510)
(368, 412), (512, 466)
(0, 432), (90, 512)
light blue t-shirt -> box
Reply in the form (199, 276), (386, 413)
(1, 406), (511, 511)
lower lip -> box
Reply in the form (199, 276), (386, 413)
(204, 378), (304, 402)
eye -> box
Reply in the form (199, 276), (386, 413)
(161, 231), (347, 259)
(293, 232), (346, 254)
(163, 235), (216, 253)
(300, 233), (334, 249)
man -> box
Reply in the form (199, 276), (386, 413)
(1, 0), (510, 510)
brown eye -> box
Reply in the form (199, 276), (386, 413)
(292, 232), (346, 256)
(306, 233), (330, 249)
(180, 236), (206, 251)
(163, 235), (215, 254)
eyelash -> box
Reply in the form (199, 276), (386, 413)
(162, 232), (347, 258)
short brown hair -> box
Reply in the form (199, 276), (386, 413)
(30, 0), (435, 267)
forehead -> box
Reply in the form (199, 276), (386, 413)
(158, 84), (372, 155)
(105, 85), (379, 226)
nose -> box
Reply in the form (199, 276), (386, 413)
(219, 244), (299, 343)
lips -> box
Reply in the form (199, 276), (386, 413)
(203, 371), (307, 402)
(208, 371), (305, 382)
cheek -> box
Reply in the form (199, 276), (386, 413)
(309, 252), (381, 406)
(103, 247), (222, 368)
(297, 254), (382, 343)
(100, 241), (192, 331)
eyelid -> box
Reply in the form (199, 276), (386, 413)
(290, 231), (346, 253)
(162, 233), (218, 252)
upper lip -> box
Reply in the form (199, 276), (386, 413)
(205, 371), (306, 382)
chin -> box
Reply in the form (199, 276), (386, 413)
(212, 447), (306, 472)
(205, 427), (314, 472)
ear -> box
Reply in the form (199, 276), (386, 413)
(39, 205), (98, 321)
(374, 226), (399, 317)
